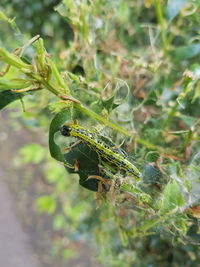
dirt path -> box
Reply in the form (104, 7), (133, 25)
(0, 111), (44, 267)
(0, 167), (41, 267)
(0, 111), (100, 267)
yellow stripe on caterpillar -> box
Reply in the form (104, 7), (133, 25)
(60, 121), (141, 180)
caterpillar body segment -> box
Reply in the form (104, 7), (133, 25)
(60, 121), (142, 180)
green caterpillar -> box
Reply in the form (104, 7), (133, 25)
(60, 121), (142, 180)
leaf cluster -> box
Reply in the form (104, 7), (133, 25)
(0, 0), (200, 266)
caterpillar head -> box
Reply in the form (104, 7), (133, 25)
(60, 124), (72, 137)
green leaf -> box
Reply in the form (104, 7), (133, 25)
(49, 109), (71, 163)
(118, 1), (129, 22)
(64, 202), (87, 221)
(64, 142), (108, 192)
(101, 80), (130, 113)
(36, 195), (56, 214)
(173, 43), (200, 60)
(160, 180), (185, 213)
(101, 95), (120, 113)
(46, 161), (66, 183)
(62, 132), (131, 191)
(19, 143), (46, 164)
(53, 214), (66, 230)
(119, 228), (129, 246)
(0, 90), (24, 110)
(62, 249), (77, 260)
(0, 79), (30, 92)
(193, 81), (200, 102)
(176, 218), (188, 235)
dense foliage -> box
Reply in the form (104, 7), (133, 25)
(0, 0), (200, 266)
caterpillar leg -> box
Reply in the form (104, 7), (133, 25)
(63, 140), (82, 152)
(64, 159), (79, 171)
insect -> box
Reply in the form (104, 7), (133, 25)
(60, 121), (142, 180)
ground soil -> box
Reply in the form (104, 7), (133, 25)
(0, 111), (99, 267)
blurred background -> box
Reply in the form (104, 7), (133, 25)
(0, 0), (200, 266)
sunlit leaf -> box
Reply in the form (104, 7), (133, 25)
(53, 214), (66, 230)
(36, 195), (56, 214)
(0, 79), (30, 92)
(160, 180), (185, 213)
(19, 143), (46, 164)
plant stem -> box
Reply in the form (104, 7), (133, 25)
(0, 47), (32, 70)
(74, 103), (131, 136)
(27, 72), (60, 96)
(162, 101), (179, 129)
(0, 45), (164, 153)
(154, 0), (168, 54)
(75, 103), (164, 152)
(135, 137), (161, 151)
